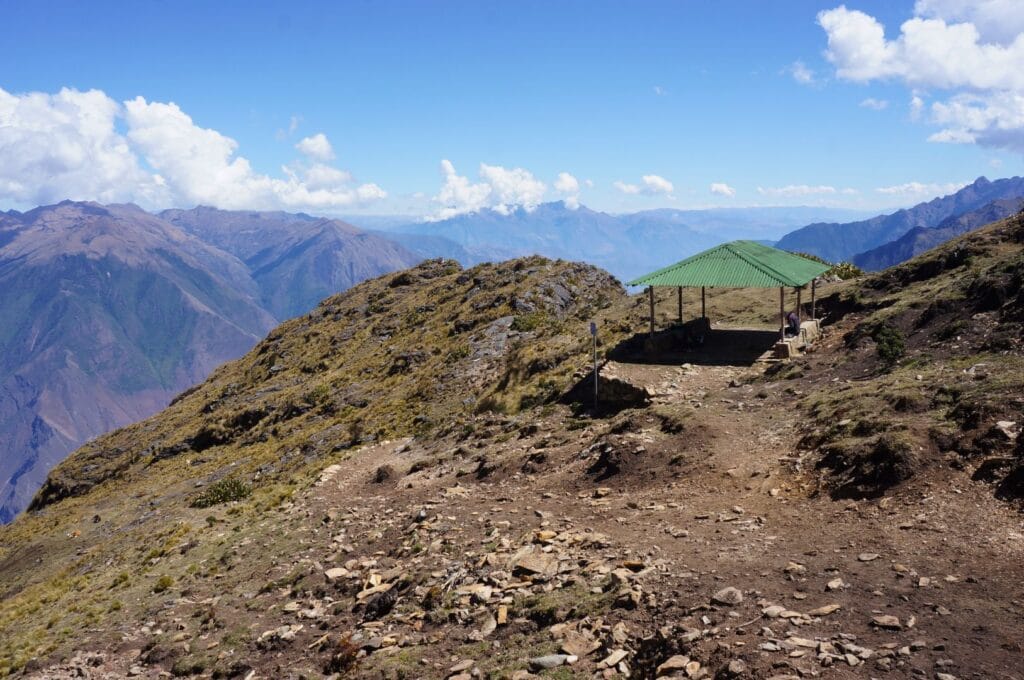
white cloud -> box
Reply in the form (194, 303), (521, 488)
(860, 97), (890, 110)
(929, 91), (1024, 151)
(433, 160), (492, 219)
(295, 133), (335, 161)
(479, 163), (546, 212)
(790, 60), (816, 85)
(0, 86), (386, 212)
(709, 182), (736, 197)
(615, 175), (675, 198)
(653, 85), (667, 96)
(554, 172), (581, 209)
(757, 184), (839, 197)
(0, 87), (167, 207)
(914, 0), (1024, 45)
(875, 180), (968, 196)
(554, 172), (579, 194)
(430, 160), (547, 219)
(817, 4), (1024, 153)
(642, 174), (674, 195)
(910, 94), (925, 119)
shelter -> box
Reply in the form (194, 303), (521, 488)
(627, 240), (830, 342)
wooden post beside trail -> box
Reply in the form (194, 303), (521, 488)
(677, 286), (683, 324)
(701, 286), (706, 320)
(779, 286), (785, 342)
(648, 286), (655, 337)
(811, 279), (817, 320)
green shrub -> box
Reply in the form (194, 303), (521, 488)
(511, 311), (550, 332)
(792, 252), (863, 280)
(190, 478), (252, 508)
(873, 324), (906, 365)
(153, 575), (174, 593)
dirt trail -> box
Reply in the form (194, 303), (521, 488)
(25, 354), (1024, 680)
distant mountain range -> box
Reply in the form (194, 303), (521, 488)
(775, 176), (1024, 264)
(365, 204), (872, 282)
(0, 202), (419, 523)
(5, 182), (1023, 522)
(160, 207), (416, 320)
(853, 197), (1024, 271)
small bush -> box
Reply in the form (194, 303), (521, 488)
(829, 262), (864, 280)
(873, 324), (906, 365)
(190, 478), (252, 509)
(511, 311), (550, 332)
(153, 575), (174, 593)
(792, 252), (863, 280)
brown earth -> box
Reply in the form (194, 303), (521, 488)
(7, 214), (1024, 680)
(21, 321), (1023, 679)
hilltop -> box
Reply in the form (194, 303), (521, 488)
(1, 213), (1023, 678)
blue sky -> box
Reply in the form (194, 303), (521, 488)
(1, 0), (1022, 216)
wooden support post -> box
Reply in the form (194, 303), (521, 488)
(677, 286), (683, 324)
(701, 286), (706, 320)
(811, 279), (817, 320)
(796, 286), (802, 324)
(779, 287), (785, 342)
(648, 286), (655, 337)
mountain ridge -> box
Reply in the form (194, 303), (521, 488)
(775, 176), (1024, 262)
(1, 212), (1022, 677)
(852, 196), (1024, 271)
(0, 202), (422, 524)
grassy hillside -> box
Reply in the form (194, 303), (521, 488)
(0, 256), (630, 674)
(795, 208), (1024, 499)
(1, 214), (1022, 678)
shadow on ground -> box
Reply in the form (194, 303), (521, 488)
(561, 321), (779, 417)
(607, 321), (779, 368)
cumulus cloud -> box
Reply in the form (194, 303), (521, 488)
(430, 160), (548, 219)
(860, 97), (890, 110)
(875, 180), (968, 196)
(642, 174), (674, 195)
(790, 61), (816, 85)
(0, 86), (385, 212)
(914, 0), (1024, 45)
(479, 163), (546, 213)
(614, 175), (675, 197)
(554, 172), (581, 209)
(0, 87), (167, 206)
(295, 133), (335, 161)
(554, 172), (579, 194)
(433, 160), (492, 219)
(817, 4), (1024, 153)
(710, 182), (736, 197)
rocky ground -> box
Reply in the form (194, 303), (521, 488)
(7, 216), (1024, 680)
(23, 332), (1023, 679)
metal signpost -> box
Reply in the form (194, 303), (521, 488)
(590, 321), (598, 407)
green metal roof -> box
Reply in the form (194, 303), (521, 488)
(627, 240), (830, 288)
